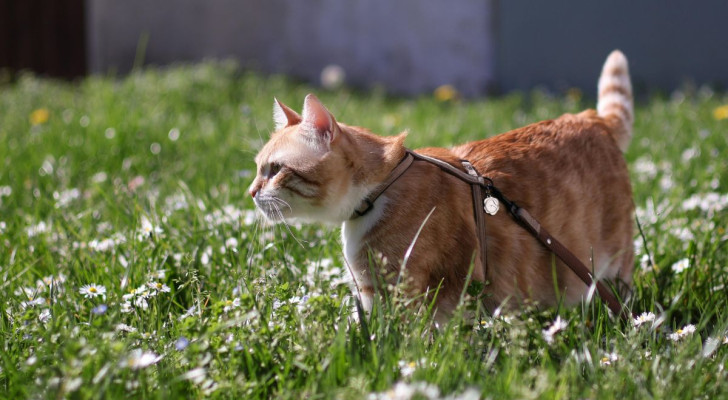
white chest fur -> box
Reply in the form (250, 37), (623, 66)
(340, 196), (388, 289)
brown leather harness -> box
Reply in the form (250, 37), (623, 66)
(351, 149), (630, 320)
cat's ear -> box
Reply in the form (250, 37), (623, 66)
(301, 94), (337, 144)
(273, 98), (302, 131)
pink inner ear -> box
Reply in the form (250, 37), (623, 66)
(302, 94), (334, 136)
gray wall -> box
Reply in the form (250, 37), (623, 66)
(88, 0), (728, 95)
(87, 1), (285, 74)
(87, 0), (494, 96)
(497, 1), (728, 93)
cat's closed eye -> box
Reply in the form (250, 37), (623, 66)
(263, 162), (282, 179)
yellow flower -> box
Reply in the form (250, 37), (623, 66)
(381, 113), (400, 129)
(713, 105), (728, 120)
(434, 85), (459, 102)
(567, 87), (582, 102)
(30, 108), (50, 125)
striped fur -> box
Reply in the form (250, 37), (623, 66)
(597, 50), (633, 152)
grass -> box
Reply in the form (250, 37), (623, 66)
(1, 61), (727, 399)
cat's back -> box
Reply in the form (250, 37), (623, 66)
(454, 109), (632, 217)
(454, 110), (620, 171)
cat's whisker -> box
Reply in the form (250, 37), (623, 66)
(245, 217), (260, 268)
(270, 196), (292, 212)
(246, 210), (273, 269)
(270, 201), (308, 249)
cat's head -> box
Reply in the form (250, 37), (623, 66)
(249, 94), (388, 224)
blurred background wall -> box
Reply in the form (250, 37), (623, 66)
(496, 1), (728, 94)
(2, 0), (727, 95)
(85, 0), (494, 95)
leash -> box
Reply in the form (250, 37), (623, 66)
(351, 149), (631, 320)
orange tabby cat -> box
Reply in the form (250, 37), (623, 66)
(250, 50), (634, 318)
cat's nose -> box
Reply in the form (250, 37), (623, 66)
(249, 181), (260, 198)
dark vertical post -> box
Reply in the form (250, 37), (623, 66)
(0, 0), (86, 79)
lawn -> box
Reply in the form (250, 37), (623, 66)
(1, 61), (727, 399)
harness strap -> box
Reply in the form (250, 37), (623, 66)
(351, 152), (415, 218)
(488, 185), (631, 320)
(351, 149), (630, 320)
(461, 160), (489, 280)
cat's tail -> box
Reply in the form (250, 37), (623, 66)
(597, 50), (633, 152)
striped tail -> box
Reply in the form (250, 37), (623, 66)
(597, 50), (633, 152)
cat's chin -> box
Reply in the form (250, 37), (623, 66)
(262, 215), (341, 229)
(280, 213), (345, 227)
(255, 206), (343, 227)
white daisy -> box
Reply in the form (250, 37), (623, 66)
(137, 216), (163, 240)
(38, 309), (51, 323)
(182, 367), (207, 384)
(133, 297), (149, 310)
(79, 284), (106, 299)
(123, 285), (155, 302)
(115, 323), (137, 333)
(148, 269), (166, 280)
(26, 221), (49, 237)
(668, 324), (697, 341)
(38, 274), (67, 289)
(120, 301), (133, 313)
(147, 282), (171, 293)
(20, 297), (46, 309)
(223, 298), (241, 313)
(599, 352), (618, 366)
(397, 360), (417, 378)
(682, 324), (697, 335)
(633, 312), (656, 328)
(224, 237), (238, 250)
(542, 316), (568, 344)
(368, 381), (441, 400)
(119, 349), (162, 370)
(671, 258), (690, 274)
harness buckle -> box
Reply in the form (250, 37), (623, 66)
(354, 199), (374, 217)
